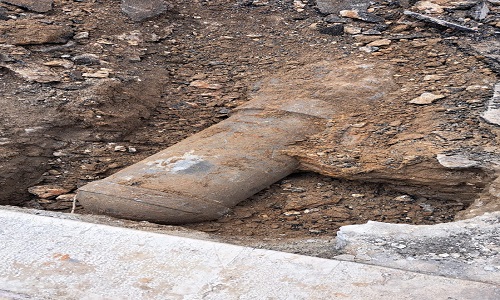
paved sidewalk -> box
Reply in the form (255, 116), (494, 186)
(0, 209), (498, 299)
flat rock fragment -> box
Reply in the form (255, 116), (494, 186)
(1, 0), (53, 13)
(482, 82), (500, 126)
(409, 92), (445, 104)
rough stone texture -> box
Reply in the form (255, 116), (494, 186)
(0, 20), (73, 45)
(121, 0), (170, 22)
(0, 209), (499, 299)
(1, 0), (53, 13)
(335, 212), (500, 285)
(482, 82), (500, 126)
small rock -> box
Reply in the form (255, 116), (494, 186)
(351, 193), (365, 198)
(128, 147), (137, 153)
(409, 92), (445, 105)
(74, 31), (89, 40)
(359, 46), (379, 53)
(344, 25), (362, 34)
(367, 39), (391, 47)
(319, 24), (344, 36)
(121, 0), (171, 22)
(293, 0), (306, 12)
(324, 14), (346, 23)
(419, 203), (434, 212)
(1, 0), (53, 13)
(362, 29), (382, 35)
(190, 80), (223, 90)
(471, 1), (489, 20)
(393, 195), (414, 202)
(0, 7), (9, 20)
(114, 145), (127, 152)
(28, 185), (72, 199)
(72, 53), (101, 65)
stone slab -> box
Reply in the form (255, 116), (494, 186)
(0, 209), (499, 299)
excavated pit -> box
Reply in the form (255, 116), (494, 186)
(0, 0), (499, 255)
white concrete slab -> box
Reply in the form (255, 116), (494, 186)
(0, 210), (499, 299)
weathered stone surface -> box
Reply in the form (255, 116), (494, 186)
(0, 20), (73, 45)
(121, 0), (170, 22)
(482, 82), (500, 126)
(1, 0), (53, 13)
(335, 212), (500, 285)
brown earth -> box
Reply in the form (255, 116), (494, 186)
(0, 0), (499, 249)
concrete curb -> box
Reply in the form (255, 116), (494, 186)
(1, 209), (499, 299)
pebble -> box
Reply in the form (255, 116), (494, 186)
(283, 211), (301, 216)
(409, 92), (445, 105)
